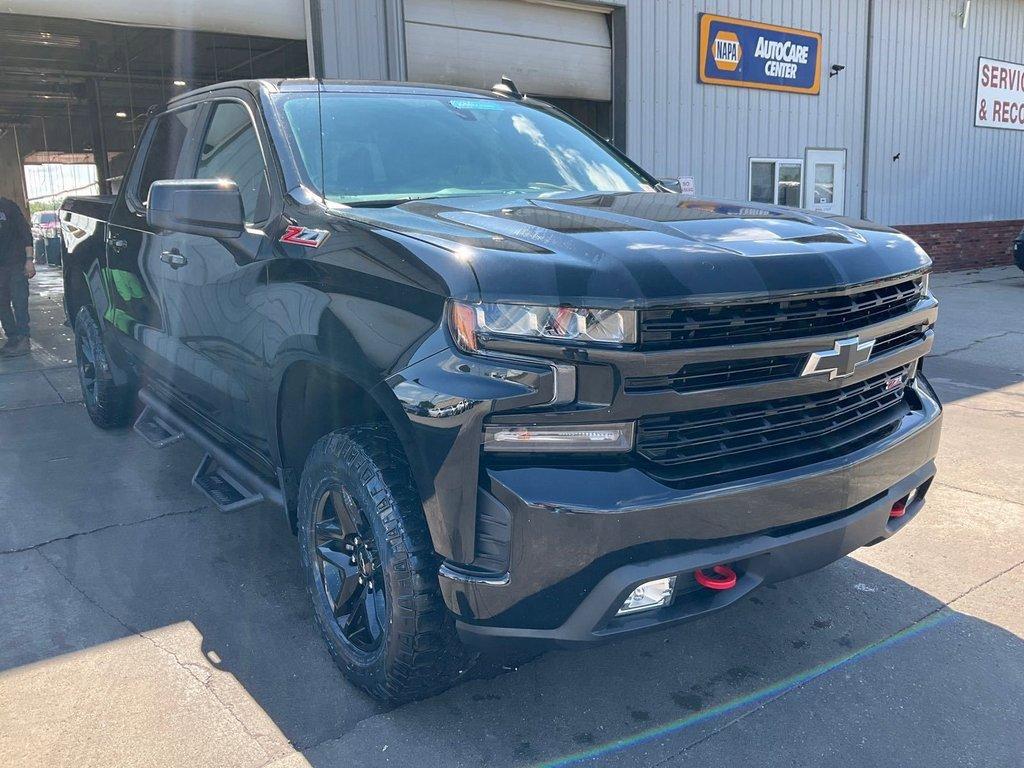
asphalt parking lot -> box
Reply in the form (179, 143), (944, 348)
(1, 265), (1022, 768)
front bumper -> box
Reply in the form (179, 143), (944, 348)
(441, 380), (942, 648)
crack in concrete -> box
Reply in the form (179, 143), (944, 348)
(928, 330), (1024, 359)
(934, 479), (1024, 507)
(934, 274), (1024, 289)
(34, 546), (276, 762)
(0, 397), (85, 415)
(932, 379), (1024, 402)
(0, 505), (212, 556)
(945, 403), (1024, 419)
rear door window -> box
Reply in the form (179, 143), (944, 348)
(194, 101), (270, 223)
(133, 106), (198, 206)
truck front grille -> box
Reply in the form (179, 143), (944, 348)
(639, 277), (925, 349)
(636, 366), (912, 485)
(624, 326), (927, 395)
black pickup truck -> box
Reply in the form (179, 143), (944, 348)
(61, 79), (941, 702)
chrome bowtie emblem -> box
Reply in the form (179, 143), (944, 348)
(801, 336), (875, 380)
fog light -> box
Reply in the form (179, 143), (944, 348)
(616, 576), (676, 616)
(483, 423), (634, 452)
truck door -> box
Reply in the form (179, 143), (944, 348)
(154, 97), (277, 455)
(104, 104), (201, 386)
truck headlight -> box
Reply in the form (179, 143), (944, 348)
(483, 423), (634, 452)
(450, 301), (637, 352)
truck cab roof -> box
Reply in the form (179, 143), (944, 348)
(165, 78), (510, 109)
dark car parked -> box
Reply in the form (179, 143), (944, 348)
(61, 79), (941, 702)
(1014, 226), (1024, 272)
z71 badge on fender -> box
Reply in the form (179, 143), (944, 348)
(280, 225), (330, 247)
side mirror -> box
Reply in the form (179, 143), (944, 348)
(657, 177), (683, 193)
(147, 179), (244, 239)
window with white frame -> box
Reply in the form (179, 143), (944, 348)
(749, 158), (803, 207)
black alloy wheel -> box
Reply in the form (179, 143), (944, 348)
(73, 306), (134, 429)
(76, 325), (99, 406)
(312, 486), (387, 653)
(297, 425), (473, 701)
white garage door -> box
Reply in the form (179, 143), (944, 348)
(404, 0), (612, 101)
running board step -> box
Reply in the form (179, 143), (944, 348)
(192, 454), (265, 512)
(133, 405), (184, 448)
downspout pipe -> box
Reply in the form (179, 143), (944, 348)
(305, 0), (326, 79)
(859, 0), (875, 220)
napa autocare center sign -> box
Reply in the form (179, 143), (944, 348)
(976, 57), (1024, 130)
(698, 14), (822, 95)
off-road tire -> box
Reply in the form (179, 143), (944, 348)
(297, 425), (474, 702)
(74, 306), (134, 429)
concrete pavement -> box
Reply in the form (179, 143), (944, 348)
(1, 265), (1022, 767)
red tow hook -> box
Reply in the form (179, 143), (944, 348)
(694, 564), (738, 590)
(889, 498), (908, 518)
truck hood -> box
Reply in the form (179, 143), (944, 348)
(338, 192), (931, 307)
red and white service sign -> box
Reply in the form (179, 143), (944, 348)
(976, 57), (1024, 130)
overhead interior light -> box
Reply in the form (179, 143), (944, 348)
(114, 111), (128, 119)
(173, 80), (187, 87)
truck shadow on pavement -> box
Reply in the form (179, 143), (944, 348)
(4, 472), (1022, 766)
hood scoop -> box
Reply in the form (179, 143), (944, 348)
(783, 232), (859, 245)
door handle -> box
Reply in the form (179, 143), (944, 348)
(160, 249), (188, 269)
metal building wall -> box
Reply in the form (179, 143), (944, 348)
(865, 0), (1024, 225)
(624, 0), (871, 214)
(314, 0), (405, 80)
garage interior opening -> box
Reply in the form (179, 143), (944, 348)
(0, 12), (308, 210)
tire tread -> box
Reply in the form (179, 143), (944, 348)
(298, 424), (473, 702)
(74, 307), (134, 429)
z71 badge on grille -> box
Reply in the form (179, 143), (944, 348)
(801, 336), (875, 380)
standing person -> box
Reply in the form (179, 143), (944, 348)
(0, 195), (35, 358)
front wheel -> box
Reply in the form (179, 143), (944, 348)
(297, 425), (473, 702)
(74, 306), (135, 429)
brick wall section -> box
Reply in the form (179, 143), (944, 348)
(895, 220), (1023, 272)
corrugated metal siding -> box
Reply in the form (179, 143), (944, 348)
(866, 0), (1024, 225)
(625, 0), (870, 215)
(319, 0), (391, 79)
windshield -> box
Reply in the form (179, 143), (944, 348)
(273, 92), (652, 205)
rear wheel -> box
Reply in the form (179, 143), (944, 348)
(74, 306), (134, 429)
(297, 425), (473, 702)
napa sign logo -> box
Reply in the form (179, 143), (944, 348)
(699, 14), (822, 95)
(711, 30), (741, 71)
